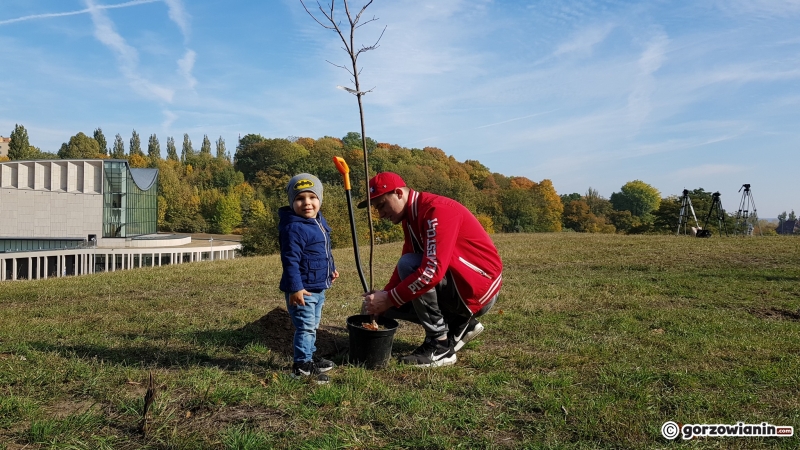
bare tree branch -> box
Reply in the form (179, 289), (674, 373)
(301, 0), (381, 290)
(326, 60), (354, 76)
(355, 26), (386, 59)
(300, 0), (335, 29)
(352, 0), (374, 21)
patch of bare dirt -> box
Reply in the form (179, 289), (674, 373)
(44, 398), (100, 419)
(0, 352), (26, 361)
(749, 307), (800, 321)
(242, 307), (348, 358)
(0, 424), (29, 450)
(178, 404), (286, 435)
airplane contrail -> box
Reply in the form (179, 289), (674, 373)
(0, 0), (160, 26)
(475, 109), (562, 130)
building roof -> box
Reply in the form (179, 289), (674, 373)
(130, 168), (158, 190)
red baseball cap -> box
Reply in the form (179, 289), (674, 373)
(357, 172), (406, 208)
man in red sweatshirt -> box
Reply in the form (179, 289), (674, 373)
(360, 172), (503, 367)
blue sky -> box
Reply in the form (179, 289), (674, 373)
(2, 0), (799, 217)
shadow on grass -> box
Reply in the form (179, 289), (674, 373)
(749, 307), (800, 321)
(29, 308), (415, 370)
(236, 306), (349, 359)
(697, 271), (800, 282)
(28, 308), (349, 370)
(238, 308), (420, 361)
(29, 340), (261, 371)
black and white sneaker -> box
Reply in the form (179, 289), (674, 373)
(450, 319), (484, 352)
(312, 355), (335, 373)
(291, 361), (330, 384)
(400, 337), (457, 367)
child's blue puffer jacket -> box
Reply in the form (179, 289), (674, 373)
(278, 206), (336, 293)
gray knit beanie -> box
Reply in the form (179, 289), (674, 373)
(287, 173), (323, 206)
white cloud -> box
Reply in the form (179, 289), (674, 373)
(553, 23), (616, 57)
(301, 0), (490, 109)
(86, 0), (138, 67)
(3, 0), (190, 102)
(716, 0), (800, 19)
(163, 0), (190, 40)
(629, 133), (741, 159)
(178, 49), (197, 90)
(0, 0), (159, 26)
(704, 66), (800, 84)
(162, 110), (178, 129)
(84, 0), (174, 102)
(672, 164), (745, 178)
(626, 31), (669, 129)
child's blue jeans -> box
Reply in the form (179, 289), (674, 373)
(285, 290), (326, 363)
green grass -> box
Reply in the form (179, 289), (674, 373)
(1, 233), (799, 448)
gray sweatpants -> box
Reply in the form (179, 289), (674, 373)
(383, 253), (497, 340)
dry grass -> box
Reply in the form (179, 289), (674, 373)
(1, 233), (799, 448)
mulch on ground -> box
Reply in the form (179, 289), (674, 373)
(243, 307), (349, 358)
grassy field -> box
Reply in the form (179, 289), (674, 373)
(1, 233), (799, 449)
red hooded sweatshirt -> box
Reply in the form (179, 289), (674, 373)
(384, 189), (503, 314)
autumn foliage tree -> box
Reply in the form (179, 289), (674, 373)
(7, 125), (616, 251)
(166, 137), (179, 162)
(563, 200), (614, 233)
(9, 124), (36, 160)
(57, 132), (101, 159)
(112, 134), (125, 158)
(610, 180), (661, 219)
(499, 177), (563, 232)
(148, 134), (161, 163)
(94, 128), (108, 156)
(130, 130), (143, 157)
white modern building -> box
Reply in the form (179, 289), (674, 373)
(1, 159), (240, 281)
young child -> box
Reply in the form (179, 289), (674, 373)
(279, 173), (339, 384)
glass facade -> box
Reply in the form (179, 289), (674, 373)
(102, 161), (158, 238)
(0, 238), (84, 253)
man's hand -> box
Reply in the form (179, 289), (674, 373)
(362, 290), (392, 315)
(290, 289), (311, 307)
(331, 269), (339, 282)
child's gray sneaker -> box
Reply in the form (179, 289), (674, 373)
(291, 361), (330, 384)
(312, 355), (335, 373)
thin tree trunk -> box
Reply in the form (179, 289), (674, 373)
(302, 0), (385, 291)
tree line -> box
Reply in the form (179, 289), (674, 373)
(560, 186), (785, 236)
(2, 124), (789, 255)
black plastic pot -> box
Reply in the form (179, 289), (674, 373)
(346, 314), (399, 369)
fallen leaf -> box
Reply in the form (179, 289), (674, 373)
(362, 320), (380, 331)
(126, 381), (142, 386)
(651, 328), (665, 334)
(497, 309), (504, 315)
(185, 411), (192, 418)
(360, 425), (371, 431)
(260, 380), (268, 388)
(487, 401), (497, 407)
(341, 401), (351, 407)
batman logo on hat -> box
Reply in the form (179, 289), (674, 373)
(294, 179), (315, 190)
